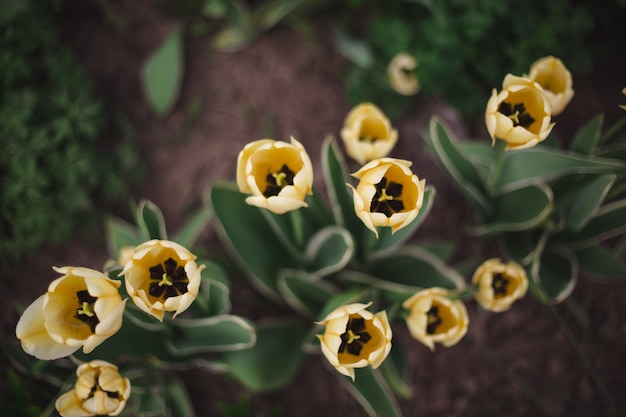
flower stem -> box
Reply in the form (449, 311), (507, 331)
(487, 139), (507, 193)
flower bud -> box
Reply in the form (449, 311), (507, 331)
(340, 103), (398, 165)
(527, 56), (574, 116)
(386, 52), (420, 96)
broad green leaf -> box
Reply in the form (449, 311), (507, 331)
(337, 367), (402, 417)
(305, 226), (354, 276)
(220, 320), (307, 392)
(322, 136), (366, 237)
(164, 376), (196, 417)
(496, 147), (624, 192)
(260, 207), (306, 257)
(499, 232), (536, 266)
(142, 26), (184, 116)
(335, 31), (373, 69)
(168, 315), (256, 354)
(105, 216), (139, 258)
(189, 261), (231, 316)
(569, 114), (603, 154)
(277, 269), (338, 316)
(471, 182), (553, 236)
(172, 204), (213, 249)
(426, 117), (491, 220)
(565, 174), (616, 232)
(575, 245), (626, 280)
(380, 341), (412, 399)
(370, 187), (435, 257)
(531, 249), (577, 303)
(595, 142), (626, 160)
(210, 183), (298, 300)
(248, 0), (304, 32)
(137, 199), (167, 241)
(553, 199), (626, 248)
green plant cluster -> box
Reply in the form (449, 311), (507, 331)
(337, 0), (624, 118)
(0, 6), (142, 267)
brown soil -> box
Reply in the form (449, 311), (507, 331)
(4, 2), (626, 417)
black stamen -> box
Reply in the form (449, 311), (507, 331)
(498, 101), (535, 128)
(492, 273), (510, 297)
(148, 257), (189, 300)
(370, 177), (405, 218)
(426, 306), (442, 335)
(338, 317), (372, 356)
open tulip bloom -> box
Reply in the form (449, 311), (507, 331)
(472, 258), (528, 312)
(340, 103), (398, 165)
(236, 136), (314, 214)
(350, 157), (426, 238)
(485, 74), (555, 150)
(403, 288), (468, 351)
(121, 239), (203, 321)
(527, 56), (574, 116)
(55, 360), (131, 417)
(16, 267), (126, 360)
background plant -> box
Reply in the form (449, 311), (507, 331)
(0, 3), (143, 269)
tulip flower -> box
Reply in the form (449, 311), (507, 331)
(403, 287), (468, 351)
(121, 239), (203, 321)
(485, 74), (554, 150)
(316, 302), (392, 380)
(16, 267), (126, 360)
(527, 56), (574, 116)
(340, 103), (398, 165)
(236, 137), (313, 214)
(386, 52), (420, 96)
(349, 158), (425, 238)
(55, 360), (131, 417)
(472, 258), (528, 312)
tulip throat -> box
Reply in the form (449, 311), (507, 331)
(492, 273), (510, 298)
(338, 316), (372, 356)
(370, 177), (405, 217)
(426, 306), (443, 335)
(498, 102), (535, 129)
(75, 290), (100, 333)
(149, 257), (189, 301)
(263, 164), (295, 197)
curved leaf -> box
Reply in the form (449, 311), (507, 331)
(137, 199), (167, 241)
(278, 269), (338, 316)
(553, 199), (626, 248)
(142, 26), (184, 116)
(565, 174), (616, 232)
(164, 375), (196, 417)
(531, 249), (578, 304)
(172, 204), (213, 249)
(380, 341), (412, 399)
(499, 232), (536, 266)
(220, 320), (308, 392)
(575, 245), (626, 280)
(570, 114), (603, 154)
(105, 216), (139, 257)
(305, 226), (354, 276)
(471, 182), (553, 236)
(168, 315), (256, 355)
(337, 367), (402, 417)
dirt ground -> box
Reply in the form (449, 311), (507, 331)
(5, 2), (626, 416)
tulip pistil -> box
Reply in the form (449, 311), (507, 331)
(371, 177), (404, 217)
(426, 306), (442, 334)
(149, 257), (189, 300)
(263, 164), (295, 197)
(75, 290), (100, 333)
(339, 316), (372, 356)
(492, 273), (510, 298)
(498, 102), (535, 128)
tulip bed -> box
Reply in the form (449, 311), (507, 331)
(4, 1), (626, 417)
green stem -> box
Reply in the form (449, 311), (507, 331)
(290, 208), (305, 250)
(487, 139), (507, 193)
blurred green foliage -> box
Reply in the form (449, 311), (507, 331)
(337, 0), (626, 119)
(0, 4), (143, 269)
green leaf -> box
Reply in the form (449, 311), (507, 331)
(531, 249), (577, 303)
(168, 315), (256, 354)
(105, 216), (139, 258)
(370, 187), (435, 257)
(575, 245), (626, 280)
(565, 174), (616, 232)
(499, 232), (536, 266)
(164, 376), (196, 417)
(425, 117), (490, 220)
(142, 26), (184, 116)
(220, 320), (308, 392)
(496, 147), (624, 192)
(569, 114), (604, 154)
(322, 136), (365, 238)
(471, 182), (553, 236)
(553, 199), (626, 248)
(193, 262), (232, 316)
(137, 199), (168, 241)
(335, 31), (373, 69)
(337, 367), (402, 417)
(247, 0), (304, 33)
(305, 226), (354, 276)
(260, 207), (306, 257)
(277, 269), (338, 316)
(316, 288), (374, 321)
(172, 204), (213, 249)
(210, 183), (298, 300)
(380, 342), (412, 399)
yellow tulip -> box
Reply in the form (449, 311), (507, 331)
(386, 52), (420, 96)
(15, 267), (126, 360)
(472, 258), (528, 312)
(55, 360), (131, 417)
(527, 56), (574, 116)
(316, 302), (392, 380)
(403, 287), (468, 351)
(121, 239), (203, 321)
(340, 103), (398, 165)
(349, 158), (426, 238)
(485, 74), (555, 150)
(236, 137), (314, 214)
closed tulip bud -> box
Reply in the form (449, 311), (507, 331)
(527, 56), (574, 116)
(386, 52), (420, 96)
(340, 103), (398, 165)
